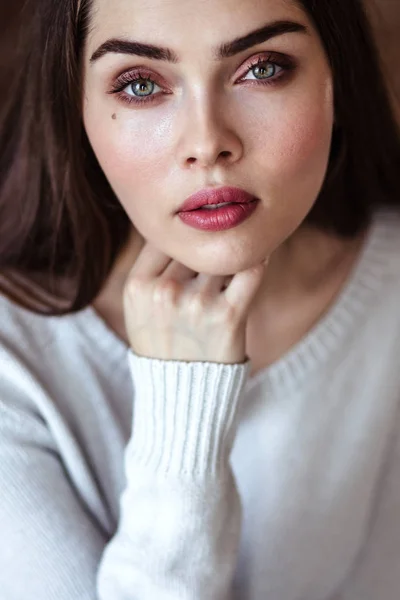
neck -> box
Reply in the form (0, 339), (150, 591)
(255, 224), (366, 300)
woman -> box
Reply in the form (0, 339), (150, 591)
(1, 0), (400, 598)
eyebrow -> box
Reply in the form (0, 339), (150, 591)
(90, 20), (308, 64)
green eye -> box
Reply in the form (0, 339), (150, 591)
(130, 79), (156, 97)
(252, 63), (276, 79)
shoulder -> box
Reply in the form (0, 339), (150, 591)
(361, 207), (400, 300)
(0, 286), (130, 414)
(0, 291), (99, 408)
(0, 290), (81, 366)
(341, 207), (400, 376)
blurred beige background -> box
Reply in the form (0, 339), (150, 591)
(366, 0), (400, 118)
(0, 1), (399, 114)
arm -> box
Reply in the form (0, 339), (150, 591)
(0, 375), (108, 599)
(0, 349), (249, 599)
(99, 351), (249, 599)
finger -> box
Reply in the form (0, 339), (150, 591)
(128, 242), (173, 279)
(159, 260), (197, 283)
(224, 260), (268, 314)
(190, 273), (229, 295)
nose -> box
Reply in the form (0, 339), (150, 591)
(175, 94), (244, 170)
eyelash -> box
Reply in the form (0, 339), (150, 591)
(108, 52), (296, 107)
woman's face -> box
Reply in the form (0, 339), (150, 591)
(83, 0), (334, 276)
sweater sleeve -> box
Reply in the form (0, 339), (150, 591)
(0, 347), (250, 599)
(96, 350), (250, 599)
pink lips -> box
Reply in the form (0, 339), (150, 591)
(177, 186), (259, 232)
(178, 186), (256, 212)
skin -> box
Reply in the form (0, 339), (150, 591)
(82, 0), (368, 368)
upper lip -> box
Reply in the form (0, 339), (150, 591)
(177, 186), (257, 212)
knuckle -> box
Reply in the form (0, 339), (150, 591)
(219, 301), (238, 324)
(125, 275), (147, 297)
(153, 279), (180, 304)
(186, 291), (209, 313)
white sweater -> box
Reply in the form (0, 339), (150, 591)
(1, 207), (400, 600)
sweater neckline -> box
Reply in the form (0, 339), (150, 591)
(76, 208), (398, 393)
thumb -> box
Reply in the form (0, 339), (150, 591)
(224, 258), (269, 315)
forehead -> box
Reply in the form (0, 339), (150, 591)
(87, 0), (307, 48)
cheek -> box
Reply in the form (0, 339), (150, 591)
(250, 82), (334, 183)
(84, 107), (174, 203)
(270, 112), (332, 176)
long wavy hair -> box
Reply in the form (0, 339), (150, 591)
(0, 0), (399, 314)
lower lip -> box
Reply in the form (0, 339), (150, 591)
(178, 200), (259, 231)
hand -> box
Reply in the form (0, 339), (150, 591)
(123, 242), (267, 364)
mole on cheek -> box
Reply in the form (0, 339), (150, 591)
(112, 113), (117, 120)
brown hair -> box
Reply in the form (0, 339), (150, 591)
(0, 0), (400, 315)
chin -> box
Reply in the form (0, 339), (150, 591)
(175, 250), (263, 277)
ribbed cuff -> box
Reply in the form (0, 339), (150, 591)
(127, 350), (251, 479)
